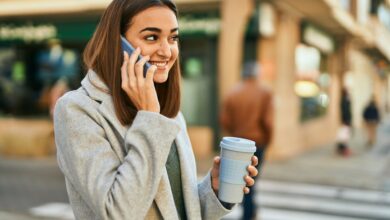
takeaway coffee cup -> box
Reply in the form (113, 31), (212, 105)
(218, 137), (256, 203)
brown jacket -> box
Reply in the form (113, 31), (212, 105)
(220, 80), (273, 147)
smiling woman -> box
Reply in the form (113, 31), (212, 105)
(53, 0), (258, 219)
(83, 0), (181, 125)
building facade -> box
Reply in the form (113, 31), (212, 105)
(0, 0), (389, 160)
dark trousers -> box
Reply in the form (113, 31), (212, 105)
(242, 146), (265, 220)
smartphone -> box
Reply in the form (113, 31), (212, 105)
(121, 35), (151, 77)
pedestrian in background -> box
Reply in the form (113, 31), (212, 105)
(53, 0), (259, 219)
(337, 88), (352, 156)
(363, 97), (381, 147)
(220, 61), (273, 220)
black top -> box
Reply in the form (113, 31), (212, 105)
(341, 94), (352, 126)
(363, 102), (380, 122)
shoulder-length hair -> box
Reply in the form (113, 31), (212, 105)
(83, 0), (181, 125)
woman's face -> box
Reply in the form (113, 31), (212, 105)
(125, 6), (179, 83)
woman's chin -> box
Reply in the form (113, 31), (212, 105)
(153, 71), (169, 83)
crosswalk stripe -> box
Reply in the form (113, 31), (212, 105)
(223, 206), (371, 220)
(258, 193), (390, 219)
(29, 203), (74, 220)
(258, 180), (390, 204)
(261, 208), (370, 220)
(224, 180), (390, 220)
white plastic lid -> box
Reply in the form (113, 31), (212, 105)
(220, 137), (256, 153)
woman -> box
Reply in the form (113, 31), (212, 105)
(54, 0), (258, 219)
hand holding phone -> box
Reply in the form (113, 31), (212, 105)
(121, 37), (160, 113)
(120, 35), (151, 77)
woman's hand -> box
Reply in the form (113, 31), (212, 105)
(121, 49), (159, 113)
(211, 156), (259, 194)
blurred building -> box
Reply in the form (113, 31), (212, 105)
(256, 0), (390, 159)
(0, 0), (389, 159)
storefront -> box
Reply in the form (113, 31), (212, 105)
(0, 17), (97, 156)
(0, 8), (225, 157)
(0, 19), (97, 117)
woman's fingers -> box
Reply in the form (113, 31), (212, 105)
(243, 175), (255, 194)
(127, 47), (141, 84)
(251, 156), (259, 167)
(211, 156), (221, 177)
(135, 55), (150, 84)
(211, 156), (221, 193)
(145, 65), (157, 83)
(244, 175), (255, 186)
(247, 165), (258, 177)
(121, 51), (130, 91)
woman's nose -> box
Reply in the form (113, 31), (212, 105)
(156, 40), (171, 58)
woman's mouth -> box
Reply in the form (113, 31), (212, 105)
(150, 61), (168, 69)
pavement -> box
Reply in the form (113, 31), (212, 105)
(0, 115), (389, 219)
(259, 116), (390, 192)
(198, 115), (390, 191)
(0, 156), (68, 219)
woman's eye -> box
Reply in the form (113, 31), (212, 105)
(171, 35), (180, 42)
(145, 35), (157, 41)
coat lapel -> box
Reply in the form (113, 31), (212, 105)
(154, 169), (180, 219)
(175, 125), (202, 219)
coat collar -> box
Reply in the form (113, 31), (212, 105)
(81, 70), (128, 138)
(81, 69), (111, 102)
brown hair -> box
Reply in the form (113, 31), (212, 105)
(83, 0), (181, 125)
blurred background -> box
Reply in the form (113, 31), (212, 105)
(0, 0), (390, 219)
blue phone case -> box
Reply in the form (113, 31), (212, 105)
(121, 35), (151, 77)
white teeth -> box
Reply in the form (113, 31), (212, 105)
(150, 61), (167, 67)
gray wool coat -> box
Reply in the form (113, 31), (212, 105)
(53, 70), (232, 220)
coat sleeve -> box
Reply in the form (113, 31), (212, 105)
(54, 94), (180, 220)
(198, 172), (234, 219)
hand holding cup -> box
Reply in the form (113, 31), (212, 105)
(211, 137), (258, 203)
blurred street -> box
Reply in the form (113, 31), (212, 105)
(0, 157), (70, 220)
(1, 0), (390, 219)
(223, 116), (390, 220)
(0, 115), (389, 220)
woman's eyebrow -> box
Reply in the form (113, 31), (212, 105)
(140, 27), (179, 33)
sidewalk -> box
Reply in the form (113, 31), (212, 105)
(198, 115), (390, 191)
(264, 115), (390, 191)
(0, 212), (42, 220)
(260, 139), (390, 191)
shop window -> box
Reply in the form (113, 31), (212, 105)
(378, 3), (390, 30)
(184, 57), (203, 79)
(0, 42), (81, 117)
(180, 38), (217, 127)
(181, 55), (211, 125)
(295, 44), (330, 122)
